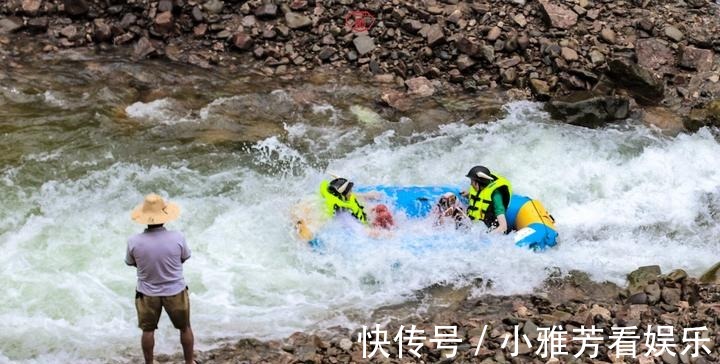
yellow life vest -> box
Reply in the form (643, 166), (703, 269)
(466, 174), (512, 227)
(319, 180), (367, 224)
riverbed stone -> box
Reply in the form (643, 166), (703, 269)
(546, 91), (629, 128)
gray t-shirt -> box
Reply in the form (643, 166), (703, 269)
(125, 227), (191, 296)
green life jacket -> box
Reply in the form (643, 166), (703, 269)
(319, 180), (367, 224)
(466, 174), (512, 229)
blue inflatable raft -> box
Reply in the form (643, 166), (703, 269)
(297, 185), (558, 251)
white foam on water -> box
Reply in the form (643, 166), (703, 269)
(311, 103), (341, 124)
(42, 91), (67, 108)
(2, 101), (720, 362)
(125, 98), (192, 125)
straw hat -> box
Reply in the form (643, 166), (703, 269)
(131, 194), (180, 225)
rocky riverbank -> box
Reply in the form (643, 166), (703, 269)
(3, 0), (720, 132)
(151, 265), (720, 364)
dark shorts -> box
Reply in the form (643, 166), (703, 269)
(135, 287), (190, 331)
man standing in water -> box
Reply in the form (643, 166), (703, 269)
(125, 194), (195, 364)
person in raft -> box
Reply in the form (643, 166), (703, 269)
(319, 177), (394, 230)
(464, 165), (513, 234)
(433, 191), (468, 228)
(125, 194), (195, 364)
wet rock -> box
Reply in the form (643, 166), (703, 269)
(699, 261), (720, 284)
(502, 68), (517, 84)
(22, 0), (42, 16)
(641, 106), (685, 135)
(606, 58), (665, 105)
(353, 35), (375, 56)
(664, 25), (684, 43)
(62, 0), (88, 16)
(636, 39), (675, 74)
(405, 76), (435, 97)
(667, 269), (688, 282)
(133, 37), (156, 60)
(530, 79), (552, 100)
(232, 33), (253, 51)
(285, 12), (312, 29)
(627, 265), (662, 294)
(545, 91), (630, 128)
(0, 17), (23, 34)
(627, 292), (649, 304)
(539, 0), (578, 29)
(680, 46), (714, 72)
(685, 105), (718, 132)
(255, 3), (278, 19)
(381, 90), (412, 111)
(154, 11), (174, 35)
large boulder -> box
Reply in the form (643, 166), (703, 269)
(684, 98), (720, 132)
(405, 77), (435, 98)
(635, 39), (675, 75)
(545, 91), (629, 128)
(627, 265), (661, 294)
(606, 58), (665, 105)
(641, 107), (685, 135)
(699, 262), (720, 284)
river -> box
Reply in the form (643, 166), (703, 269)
(1, 53), (719, 363)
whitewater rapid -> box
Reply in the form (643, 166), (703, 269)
(1, 97), (719, 363)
